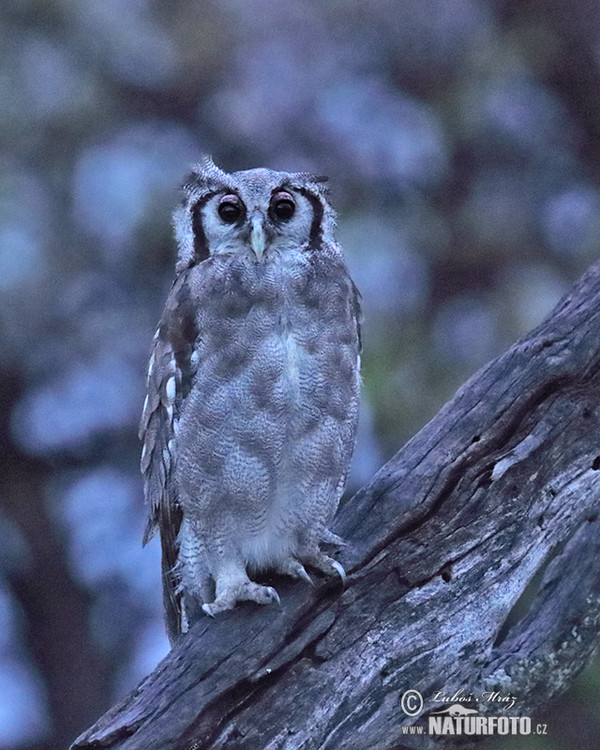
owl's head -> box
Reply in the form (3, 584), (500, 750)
(173, 157), (337, 273)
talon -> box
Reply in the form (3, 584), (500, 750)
(201, 603), (216, 618)
(275, 559), (315, 587)
(331, 560), (346, 585)
(301, 552), (346, 584)
(296, 566), (314, 587)
(321, 529), (346, 547)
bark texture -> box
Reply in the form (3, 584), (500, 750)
(71, 261), (600, 750)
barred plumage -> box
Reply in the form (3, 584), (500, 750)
(140, 158), (361, 642)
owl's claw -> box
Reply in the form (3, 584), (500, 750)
(260, 585), (281, 606)
(201, 581), (280, 616)
(276, 559), (314, 586)
(321, 529), (346, 547)
(304, 553), (346, 585)
(296, 566), (315, 586)
(331, 560), (346, 584)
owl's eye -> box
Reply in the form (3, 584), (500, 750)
(218, 195), (244, 223)
(270, 192), (296, 221)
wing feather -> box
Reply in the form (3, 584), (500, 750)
(139, 334), (178, 543)
(139, 272), (199, 641)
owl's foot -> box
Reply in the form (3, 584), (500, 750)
(202, 581), (280, 616)
(304, 552), (346, 584)
(320, 529), (346, 547)
(276, 558), (314, 586)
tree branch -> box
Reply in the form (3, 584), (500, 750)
(71, 260), (600, 750)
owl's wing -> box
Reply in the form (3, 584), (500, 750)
(331, 275), (363, 508)
(140, 330), (179, 535)
(139, 273), (199, 641)
(350, 278), (363, 354)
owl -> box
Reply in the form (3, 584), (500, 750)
(140, 158), (361, 642)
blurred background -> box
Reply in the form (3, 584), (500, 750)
(1, 0), (599, 748)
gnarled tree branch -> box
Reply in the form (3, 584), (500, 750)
(72, 260), (600, 750)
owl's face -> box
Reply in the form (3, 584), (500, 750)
(173, 158), (336, 272)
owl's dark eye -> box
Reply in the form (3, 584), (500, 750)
(270, 192), (296, 221)
(218, 195), (244, 223)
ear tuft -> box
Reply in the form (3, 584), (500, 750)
(181, 156), (231, 195)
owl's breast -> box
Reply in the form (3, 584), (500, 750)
(184, 254), (359, 428)
(258, 258), (358, 417)
(175, 254), (359, 535)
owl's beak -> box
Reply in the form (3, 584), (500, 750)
(250, 213), (266, 259)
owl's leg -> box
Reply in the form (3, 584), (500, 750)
(177, 518), (214, 628)
(202, 561), (280, 617)
(181, 586), (210, 630)
(177, 570), (214, 630)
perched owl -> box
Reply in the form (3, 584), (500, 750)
(140, 158), (361, 642)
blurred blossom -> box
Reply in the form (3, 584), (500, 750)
(0, 587), (49, 746)
(115, 618), (169, 696)
(55, 467), (160, 598)
(89, 585), (143, 658)
(20, 35), (91, 120)
(348, 396), (383, 490)
(0, 165), (51, 289)
(485, 79), (567, 150)
(69, 0), (179, 87)
(365, 0), (493, 75)
(72, 122), (198, 256)
(11, 355), (141, 455)
(459, 170), (537, 252)
(0, 660), (49, 746)
(433, 295), (499, 367)
(542, 185), (600, 260)
(390, 357), (431, 422)
(202, 40), (339, 160)
(0, 584), (17, 652)
(0, 514), (32, 576)
(0, 223), (44, 290)
(50, 466), (163, 663)
(204, 0), (346, 149)
(463, 75), (575, 158)
(498, 263), (567, 335)
(316, 80), (448, 188)
(204, 4), (448, 188)
(340, 215), (429, 319)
